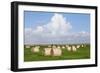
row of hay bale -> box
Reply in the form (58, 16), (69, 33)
(25, 44), (86, 56)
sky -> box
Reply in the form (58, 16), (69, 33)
(24, 11), (90, 44)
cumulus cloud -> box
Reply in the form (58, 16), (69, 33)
(33, 26), (44, 33)
(24, 13), (90, 44)
(43, 13), (72, 35)
(31, 13), (72, 36)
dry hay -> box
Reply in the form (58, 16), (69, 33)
(25, 45), (30, 48)
(62, 46), (65, 49)
(72, 46), (77, 52)
(57, 46), (60, 49)
(48, 45), (51, 47)
(44, 47), (62, 56)
(81, 45), (84, 47)
(67, 46), (71, 51)
(76, 45), (80, 48)
(52, 48), (62, 56)
(31, 46), (40, 53)
(52, 45), (56, 48)
(66, 45), (69, 47)
(44, 48), (52, 56)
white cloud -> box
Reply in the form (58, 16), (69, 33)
(33, 26), (44, 33)
(24, 13), (90, 44)
(31, 13), (72, 36)
(44, 13), (72, 35)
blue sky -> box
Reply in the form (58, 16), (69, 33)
(24, 11), (90, 33)
(24, 11), (90, 44)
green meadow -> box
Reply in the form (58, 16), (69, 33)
(24, 44), (90, 62)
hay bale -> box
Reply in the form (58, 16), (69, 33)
(67, 46), (71, 51)
(44, 48), (52, 56)
(76, 45), (80, 48)
(57, 46), (60, 49)
(52, 45), (56, 48)
(52, 48), (62, 56)
(37, 46), (40, 48)
(66, 45), (69, 47)
(25, 45), (30, 48)
(31, 46), (40, 53)
(48, 45), (51, 47)
(82, 45), (84, 47)
(44, 47), (62, 56)
(72, 46), (77, 52)
(62, 46), (65, 49)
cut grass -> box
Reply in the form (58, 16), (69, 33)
(24, 44), (90, 62)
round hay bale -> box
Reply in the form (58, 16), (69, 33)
(52, 45), (56, 48)
(67, 46), (71, 51)
(48, 45), (51, 47)
(52, 48), (62, 56)
(66, 45), (69, 47)
(57, 46), (60, 49)
(76, 45), (80, 48)
(72, 46), (77, 52)
(82, 45), (84, 47)
(44, 48), (52, 56)
(62, 46), (65, 49)
(31, 46), (40, 53)
(25, 45), (30, 48)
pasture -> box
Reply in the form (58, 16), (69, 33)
(24, 44), (90, 62)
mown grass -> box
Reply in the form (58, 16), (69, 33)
(24, 44), (90, 62)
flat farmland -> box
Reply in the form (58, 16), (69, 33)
(24, 44), (90, 62)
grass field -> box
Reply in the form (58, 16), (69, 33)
(24, 44), (90, 62)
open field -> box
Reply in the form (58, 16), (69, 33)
(24, 44), (90, 62)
